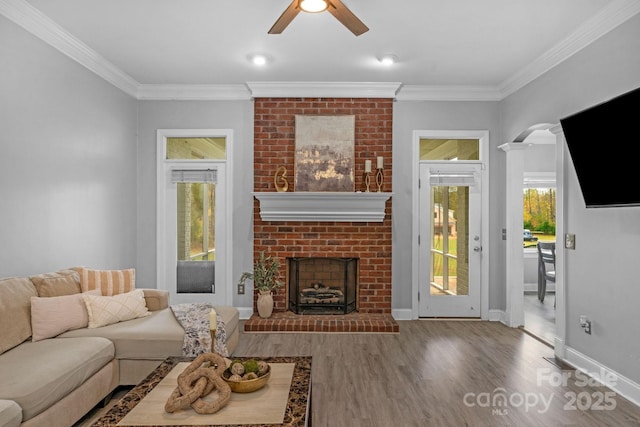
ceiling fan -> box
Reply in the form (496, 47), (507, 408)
(269, 0), (369, 36)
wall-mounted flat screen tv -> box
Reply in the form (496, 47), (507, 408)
(559, 87), (640, 208)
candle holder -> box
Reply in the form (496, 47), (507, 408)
(376, 168), (384, 192)
(362, 171), (371, 192)
(210, 329), (216, 352)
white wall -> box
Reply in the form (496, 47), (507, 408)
(136, 100), (254, 306)
(502, 14), (640, 384)
(0, 16), (138, 277)
(392, 101), (502, 310)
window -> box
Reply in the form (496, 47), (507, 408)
(420, 138), (479, 161)
(523, 173), (556, 249)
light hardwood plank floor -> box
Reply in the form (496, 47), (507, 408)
(76, 320), (640, 427)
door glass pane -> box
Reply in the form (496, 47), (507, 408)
(420, 138), (479, 161)
(430, 185), (469, 296)
(176, 182), (216, 294)
(166, 137), (226, 160)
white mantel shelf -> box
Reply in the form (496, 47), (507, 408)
(253, 192), (392, 222)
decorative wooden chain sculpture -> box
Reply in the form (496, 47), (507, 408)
(164, 352), (231, 414)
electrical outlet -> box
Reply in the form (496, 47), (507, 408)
(565, 233), (576, 249)
(580, 315), (592, 334)
(238, 283), (245, 295)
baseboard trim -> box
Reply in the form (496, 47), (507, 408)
(392, 308), (412, 320)
(560, 345), (640, 407)
(237, 307), (253, 320)
(488, 309), (506, 323)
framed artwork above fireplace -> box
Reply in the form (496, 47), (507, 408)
(294, 115), (355, 192)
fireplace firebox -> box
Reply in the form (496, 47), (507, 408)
(288, 257), (358, 315)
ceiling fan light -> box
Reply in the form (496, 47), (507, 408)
(300, 0), (328, 13)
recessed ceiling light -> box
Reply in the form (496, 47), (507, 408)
(379, 54), (398, 66)
(248, 54), (270, 66)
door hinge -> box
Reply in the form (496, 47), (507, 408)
(418, 291), (420, 301)
(418, 235), (420, 245)
(418, 178), (421, 189)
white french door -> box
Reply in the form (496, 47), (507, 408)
(418, 163), (482, 317)
(156, 130), (233, 307)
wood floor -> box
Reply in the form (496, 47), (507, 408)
(523, 291), (556, 345)
(76, 320), (640, 427)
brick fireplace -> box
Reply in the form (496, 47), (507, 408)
(244, 97), (398, 333)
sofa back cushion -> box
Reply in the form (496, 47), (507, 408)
(73, 267), (135, 296)
(0, 277), (38, 354)
(29, 269), (81, 297)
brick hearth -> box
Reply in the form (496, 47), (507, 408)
(250, 97), (395, 332)
(244, 311), (399, 333)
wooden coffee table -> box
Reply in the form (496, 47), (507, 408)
(91, 356), (312, 427)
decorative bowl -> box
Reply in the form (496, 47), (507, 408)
(222, 364), (271, 393)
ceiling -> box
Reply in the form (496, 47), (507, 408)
(4, 0), (639, 99)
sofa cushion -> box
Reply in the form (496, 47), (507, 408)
(74, 267), (135, 296)
(0, 337), (114, 421)
(0, 400), (21, 427)
(29, 269), (80, 297)
(83, 289), (150, 328)
(215, 305), (239, 341)
(30, 290), (101, 342)
(0, 277), (37, 355)
(59, 308), (185, 360)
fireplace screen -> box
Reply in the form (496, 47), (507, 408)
(288, 257), (357, 314)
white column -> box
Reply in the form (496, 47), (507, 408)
(498, 142), (531, 327)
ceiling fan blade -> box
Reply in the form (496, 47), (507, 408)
(268, 0), (301, 34)
(327, 0), (369, 36)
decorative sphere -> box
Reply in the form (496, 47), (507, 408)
(243, 359), (259, 374)
(230, 361), (245, 376)
(257, 360), (269, 375)
(243, 372), (258, 380)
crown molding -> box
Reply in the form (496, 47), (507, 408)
(0, 0), (139, 97)
(499, 0), (640, 98)
(138, 84), (251, 101)
(246, 81), (402, 99)
(395, 85), (502, 101)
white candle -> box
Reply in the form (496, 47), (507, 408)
(209, 308), (217, 331)
(365, 160), (372, 173)
(377, 156), (384, 169)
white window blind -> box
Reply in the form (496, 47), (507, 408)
(171, 169), (217, 183)
(429, 170), (477, 187)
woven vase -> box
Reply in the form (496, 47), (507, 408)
(257, 290), (274, 318)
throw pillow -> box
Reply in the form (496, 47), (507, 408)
(0, 277), (37, 354)
(29, 269), (81, 297)
(82, 289), (150, 328)
(74, 267), (135, 296)
(30, 290), (101, 342)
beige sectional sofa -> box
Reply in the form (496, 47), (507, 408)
(0, 269), (239, 427)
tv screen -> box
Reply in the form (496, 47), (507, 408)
(560, 87), (640, 208)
